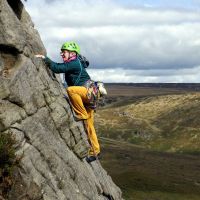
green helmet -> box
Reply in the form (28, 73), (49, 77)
(61, 41), (80, 54)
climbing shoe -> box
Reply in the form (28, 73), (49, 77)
(86, 154), (101, 163)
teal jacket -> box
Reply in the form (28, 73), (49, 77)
(44, 57), (90, 86)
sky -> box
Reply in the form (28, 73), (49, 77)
(24, 0), (200, 83)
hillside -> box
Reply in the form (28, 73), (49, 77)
(95, 90), (200, 199)
(96, 92), (200, 153)
(100, 137), (200, 200)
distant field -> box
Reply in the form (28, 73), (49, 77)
(100, 138), (200, 200)
(105, 83), (200, 97)
(95, 85), (200, 199)
(102, 84), (196, 108)
(105, 84), (189, 97)
(96, 87), (200, 152)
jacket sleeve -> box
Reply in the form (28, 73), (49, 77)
(44, 56), (69, 73)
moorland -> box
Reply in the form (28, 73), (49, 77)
(96, 83), (200, 200)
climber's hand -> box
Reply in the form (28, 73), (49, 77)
(35, 54), (45, 59)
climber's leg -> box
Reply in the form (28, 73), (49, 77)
(85, 108), (100, 156)
(67, 86), (89, 119)
(67, 86), (100, 160)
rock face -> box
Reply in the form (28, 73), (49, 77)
(0, 0), (123, 199)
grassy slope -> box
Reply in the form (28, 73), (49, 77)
(95, 87), (200, 199)
(100, 138), (200, 200)
(96, 92), (200, 153)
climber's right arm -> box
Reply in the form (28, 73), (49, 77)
(35, 55), (69, 73)
(43, 56), (68, 73)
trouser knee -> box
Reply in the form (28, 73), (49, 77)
(67, 87), (73, 94)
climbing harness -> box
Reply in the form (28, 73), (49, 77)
(84, 80), (107, 109)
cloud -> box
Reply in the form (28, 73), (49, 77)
(88, 65), (200, 83)
(24, 0), (200, 82)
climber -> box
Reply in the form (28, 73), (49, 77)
(35, 41), (105, 163)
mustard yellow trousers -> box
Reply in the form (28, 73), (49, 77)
(67, 86), (100, 156)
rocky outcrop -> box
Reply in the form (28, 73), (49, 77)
(0, 0), (123, 199)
